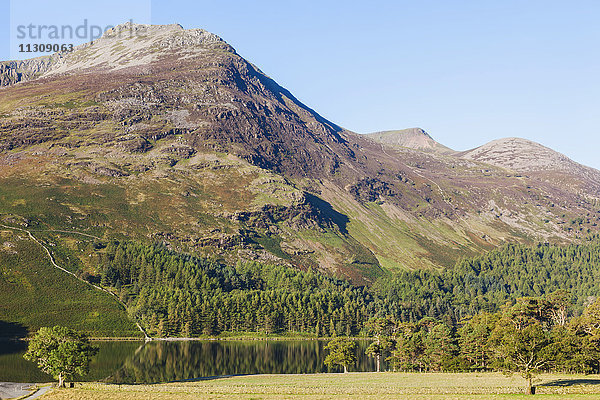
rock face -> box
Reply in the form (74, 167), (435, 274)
(0, 57), (57, 86)
(1, 22), (600, 281)
(366, 128), (456, 155)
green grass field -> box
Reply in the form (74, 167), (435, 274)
(0, 229), (141, 337)
(40, 373), (600, 399)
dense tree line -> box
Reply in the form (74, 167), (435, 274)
(361, 293), (600, 394)
(373, 238), (600, 324)
(95, 241), (375, 337)
(90, 238), (600, 338)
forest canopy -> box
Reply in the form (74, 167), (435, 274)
(88, 238), (600, 337)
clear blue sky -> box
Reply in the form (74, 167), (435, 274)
(2, 1), (599, 168)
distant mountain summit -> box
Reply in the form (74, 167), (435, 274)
(460, 137), (594, 174)
(366, 128), (456, 154)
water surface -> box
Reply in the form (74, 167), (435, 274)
(0, 339), (384, 383)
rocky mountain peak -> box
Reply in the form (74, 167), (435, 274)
(0, 23), (233, 86)
(459, 137), (587, 173)
(366, 128), (456, 154)
(0, 23), (354, 180)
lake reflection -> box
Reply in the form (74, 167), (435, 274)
(0, 340), (383, 384)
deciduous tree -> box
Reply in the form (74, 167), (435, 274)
(365, 337), (392, 372)
(489, 316), (554, 394)
(24, 326), (98, 388)
(324, 337), (356, 373)
(365, 317), (393, 372)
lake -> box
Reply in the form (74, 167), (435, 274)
(0, 339), (385, 383)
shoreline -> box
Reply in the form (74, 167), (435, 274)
(1, 335), (370, 342)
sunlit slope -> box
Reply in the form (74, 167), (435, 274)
(0, 229), (140, 337)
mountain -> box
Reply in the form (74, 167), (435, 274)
(366, 128), (456, 155)
(459, 137), (600, 199)
(460, 137), (597, 174)
(2, 21), (600, 293)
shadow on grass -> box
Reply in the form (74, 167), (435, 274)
(170, 374), (253, 383)
(305, 193), (349, 235)
(101, 374), (254, 386)
(542, 378), (600, 387)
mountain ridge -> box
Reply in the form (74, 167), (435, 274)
(1, 23), (600, 285)
(0, 23), (230, 85)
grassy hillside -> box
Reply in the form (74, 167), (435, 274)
(0, 229), (141, 337)
(0, 145), (382, 284)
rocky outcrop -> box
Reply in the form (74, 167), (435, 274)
(227, 192), (348, 234)
(0, 57), (58, 86)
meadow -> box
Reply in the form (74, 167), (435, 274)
(41, 372), (600, 400)
(0, 229), (140, 338)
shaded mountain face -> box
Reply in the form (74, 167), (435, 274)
(367, 128), (456, 155)
(2, 22), (600, 283)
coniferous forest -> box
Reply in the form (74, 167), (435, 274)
(89, 237), (600, 342)
(83, 236), (600, 383)
(95, 241), (373, 337)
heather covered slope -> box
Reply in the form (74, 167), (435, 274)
(1, 22), (600, 285)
